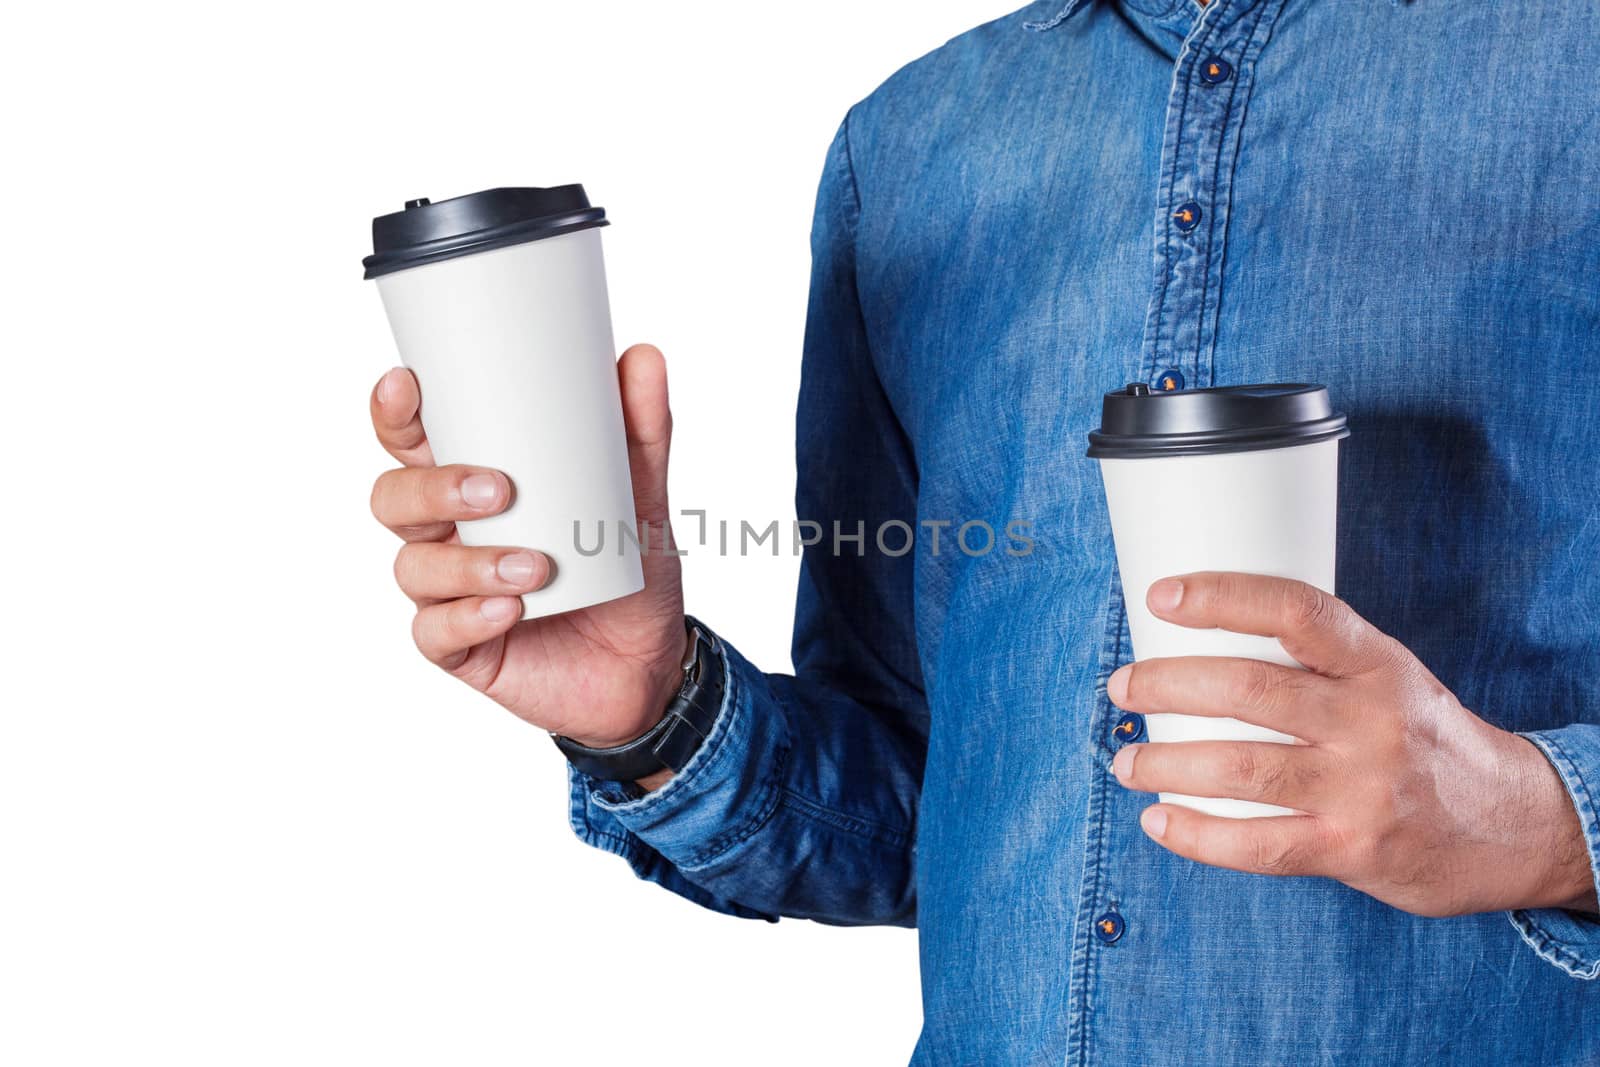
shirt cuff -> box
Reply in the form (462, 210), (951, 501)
(565, 631), (790, 921)
(1506, 727), (1600, 979)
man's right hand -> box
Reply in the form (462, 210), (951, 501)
(368, 343), (688, 754)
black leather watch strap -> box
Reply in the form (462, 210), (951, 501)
(551, 617), (724, 783)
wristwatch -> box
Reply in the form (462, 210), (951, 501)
(551, 616), (724, 783)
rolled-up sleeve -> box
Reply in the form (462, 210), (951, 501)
(1508, 725), (1600, 979)
(567, 635), (791, 922)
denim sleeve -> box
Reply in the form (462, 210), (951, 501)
(565, 111), (928, 926)
(1507, 725), (1600, 979)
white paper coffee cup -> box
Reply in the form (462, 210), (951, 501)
(1088, 383), (1349, 819)
(364, 187), (644, 620)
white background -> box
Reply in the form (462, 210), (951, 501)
(1, 2), (1015, 1063)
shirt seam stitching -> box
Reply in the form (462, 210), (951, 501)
(779, 786), (913, 848)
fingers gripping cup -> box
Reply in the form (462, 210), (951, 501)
(363, 187), (644, 620)
(1087, 383), (1349, 819)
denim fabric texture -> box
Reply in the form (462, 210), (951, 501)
(571, 0), (1600, 1062)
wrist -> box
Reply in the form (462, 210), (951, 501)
(632, 629), (687, 793)
(635, 767), (675, 793)
(1505, 732), (1598, 913)
(646, 620), (691, 728)
(633, 628), (689, 793)
(552, 616), (721, 789)
(561, 620), (689, 750)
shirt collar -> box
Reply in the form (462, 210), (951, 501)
(1027, 0), (1205, 45)
(1119, 0), (1208, 43)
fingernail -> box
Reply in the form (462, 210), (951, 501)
(1148, 578), (1184, 613)
(377, 367), (403, 405)
(1140, 806), (1169, 839)
(1112, 744), (1137, 782)
(1107, 664), (1131, 703)
(496, 552), (539, 585)
(460, 473), (502, 510)
(479, 597), (520, 622)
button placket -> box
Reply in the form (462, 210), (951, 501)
(1140, 7), (1228, 396)
(1136, 0), (1284, 399)
(1078, 1), (1293, 1060)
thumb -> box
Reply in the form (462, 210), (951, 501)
(618, 344), (672, 526)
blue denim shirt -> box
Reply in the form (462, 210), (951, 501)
(570, 1), (1600, 1061)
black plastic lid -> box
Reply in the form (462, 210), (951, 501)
(1086, 382), (1348, 459)
(362, 185), (608, 279)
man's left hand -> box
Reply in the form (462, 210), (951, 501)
(1107, 571), (1598, 918)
